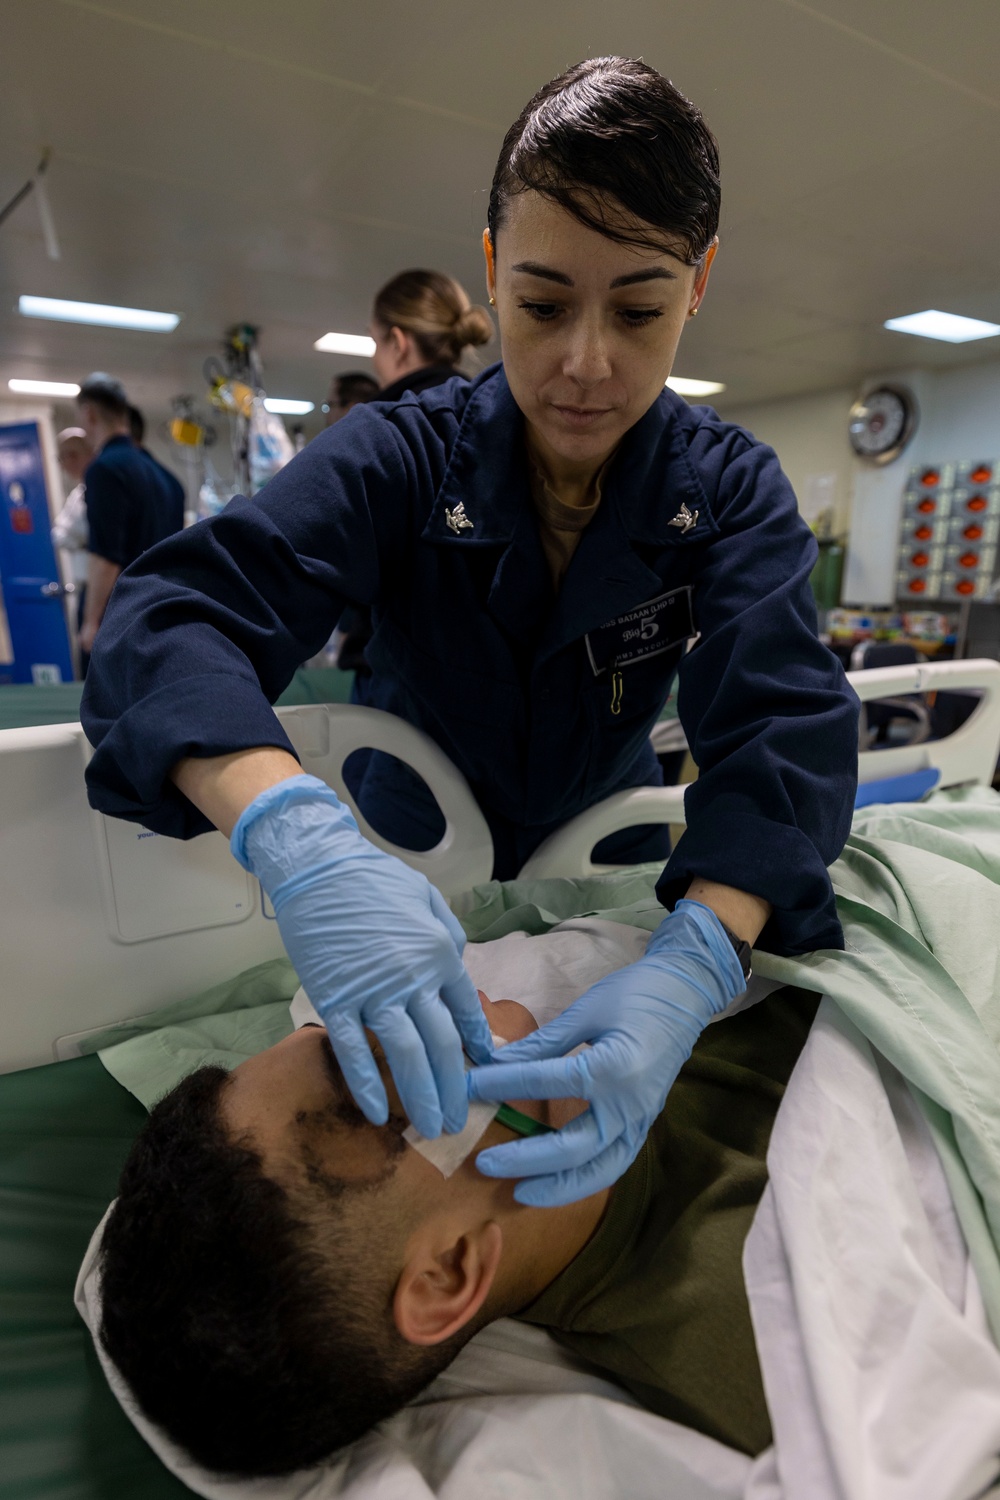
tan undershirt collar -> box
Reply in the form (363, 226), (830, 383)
(528, 453), (614, 591)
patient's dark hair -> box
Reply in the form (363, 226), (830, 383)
(489, 56), (720, 264)
(99, 1066), (479, 1477)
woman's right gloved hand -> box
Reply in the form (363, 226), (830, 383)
(230, 774), (492, 1139)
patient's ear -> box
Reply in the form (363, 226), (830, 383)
(393, 1221), (503, 1347)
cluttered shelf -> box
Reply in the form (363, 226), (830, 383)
(822, 608), (959, 670)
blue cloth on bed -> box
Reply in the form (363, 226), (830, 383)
(854, 767), (940, 809)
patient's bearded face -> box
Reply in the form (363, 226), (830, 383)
(220, 993), (546, 1201)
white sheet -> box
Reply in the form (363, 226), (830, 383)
(73, 1224), (754, 1500)
(746, 998), (1000, 1500)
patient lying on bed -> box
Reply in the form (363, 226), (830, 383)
(98, 983), (817, 1479)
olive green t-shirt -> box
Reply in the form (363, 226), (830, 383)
(516, 988), (820, 1456)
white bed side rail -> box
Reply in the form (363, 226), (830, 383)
(1, 660), (998, 1072)
(850, 658), (1000, 786)
(0, 706), (492, 1074)
(274, 703), (493, 895)
(518, 659), (1000, 879)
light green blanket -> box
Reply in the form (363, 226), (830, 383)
(86, 866), (673, 1100)
(92, 787), (1000, 1338)
(86, 960), (301, 1108)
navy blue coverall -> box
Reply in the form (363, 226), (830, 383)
(81, 365), (858, 955)
(85, 434), (185, 569)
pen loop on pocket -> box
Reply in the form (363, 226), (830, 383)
(610, 669), (623, 716)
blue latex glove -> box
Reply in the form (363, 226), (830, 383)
(231, 774), (492, 1139)
(466, 899), (746, 1206)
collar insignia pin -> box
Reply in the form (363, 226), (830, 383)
(668, 502), (699, 534)
(445, 501), (474, 535)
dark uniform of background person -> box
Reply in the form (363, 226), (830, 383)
(128, 402), (189, 500)
(75, 375), (185, 673)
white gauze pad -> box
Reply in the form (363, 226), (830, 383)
(403, 1031), (506, 1177)
(290, 987), (503, 1178)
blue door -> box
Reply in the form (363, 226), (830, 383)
(0, 422), (74, 685)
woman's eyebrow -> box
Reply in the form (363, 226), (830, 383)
(609, 267), (677, 288)
(509, 261), (677, 288)
(511, 260), (573, 285)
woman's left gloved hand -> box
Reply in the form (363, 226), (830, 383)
(465, 898), (746, 1207)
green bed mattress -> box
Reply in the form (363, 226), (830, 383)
(0, 1054), (194, 1500)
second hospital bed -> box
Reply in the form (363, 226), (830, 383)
(2, 659), (1000, 1500)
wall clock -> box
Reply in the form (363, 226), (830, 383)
(848, 385), (918, 464)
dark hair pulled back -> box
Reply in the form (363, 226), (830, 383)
(488, 57), (720, 266)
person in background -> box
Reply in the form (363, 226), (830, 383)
(369, 269), (494, 400)
(340, 270), (494, 697)
(50, 426), (93, 675)
(128, 403), (187, 498)
(76, 375), (184, 665)
(323, 372), (380, 427)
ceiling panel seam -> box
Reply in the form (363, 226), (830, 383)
(53, 0), (502, 132)
(41, 147), (477, 249)
(770, 0), (1000, 112)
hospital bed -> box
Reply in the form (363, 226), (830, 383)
(2, 657), (997, 1074)
(2, 658), (1000, 1500)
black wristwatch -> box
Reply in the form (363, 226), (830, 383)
(718, 920), (753, 982)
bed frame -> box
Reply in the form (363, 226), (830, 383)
(1, 658), (997, 1074)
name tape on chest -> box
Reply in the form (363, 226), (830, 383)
(585, 586), (697, 676)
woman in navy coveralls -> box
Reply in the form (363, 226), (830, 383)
(81, 58), (858, 1206)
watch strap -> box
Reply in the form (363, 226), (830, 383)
(717, 919), (753, 982)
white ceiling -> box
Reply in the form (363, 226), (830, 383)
(3, 0), (1000, 439)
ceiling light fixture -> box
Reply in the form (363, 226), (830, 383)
(18, 295), (180, 331)
(263, 397), (315, 415)
(666, 376), (726, 397)
(314, 332), (376, 356)
(884, 309), (1000, 344)
(8, 378), (81, 396)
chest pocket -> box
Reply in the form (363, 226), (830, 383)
(581, 587), (695, 794)
(585, 640), (685, 727)
(586, 586), (695, 716)
(581, 642), (684, 804)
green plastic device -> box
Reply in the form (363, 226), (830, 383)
(494, 1102), (554, 1137)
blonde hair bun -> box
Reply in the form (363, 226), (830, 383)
(454, 305), (494, 348)
(373, 269), (494, 367)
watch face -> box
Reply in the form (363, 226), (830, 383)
(848, 386), (916, 463)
